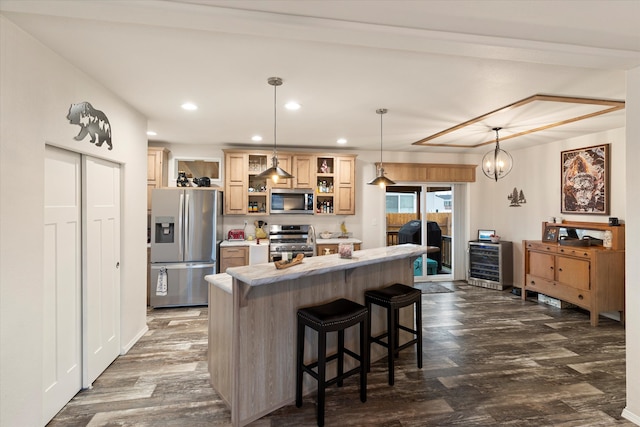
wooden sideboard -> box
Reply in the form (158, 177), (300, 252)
(523, 221), (625, 326)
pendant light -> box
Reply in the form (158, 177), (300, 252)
(482, 127), (513, 181)
(257, 77), (294, 183)
(367, 108), (395, 187)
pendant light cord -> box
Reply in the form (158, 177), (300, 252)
(273, 81), (277, 158)
(376, 108), (388, 168)
(380, 111), (383, 165)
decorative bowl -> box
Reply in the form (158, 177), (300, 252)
(320, 232), (332, 239)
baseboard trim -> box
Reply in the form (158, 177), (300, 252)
(622, 407), (640, 426)
(121, 325), (149, 355)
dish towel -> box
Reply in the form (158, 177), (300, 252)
(156, 266), (167, 296)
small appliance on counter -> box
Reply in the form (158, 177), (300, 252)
(228, 228), (246, 241)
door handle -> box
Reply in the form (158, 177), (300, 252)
(178, 193), (184, 260)
(185, 193), (190, 256)
(116, 262), (120, 268)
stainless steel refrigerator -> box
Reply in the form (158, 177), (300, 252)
(150, 188), (222, 307)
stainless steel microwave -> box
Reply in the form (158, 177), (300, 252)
(270, 188), (314, 214)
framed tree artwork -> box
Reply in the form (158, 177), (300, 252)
(561, 144), (609, 215)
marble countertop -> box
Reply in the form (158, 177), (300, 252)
(220, 237), (362, 246)
(206, 273), (232, 293)
(316, 237), (362, 244)
(219, 244), (426, 287)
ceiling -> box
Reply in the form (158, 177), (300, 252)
(2, 0), (639, 154)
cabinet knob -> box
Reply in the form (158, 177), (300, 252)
(530, 281), (535, 285)
(558, 268), (563, 272)
(550, 266), (554, 270)
(578, 294), (584, 300)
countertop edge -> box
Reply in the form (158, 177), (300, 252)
(205, 273), (232, 294)
(226, 244), (426, 287)
(220, 237), (362, 247)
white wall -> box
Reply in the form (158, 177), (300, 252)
(469, 128), (627, 287)
(623, 66), (640, 425)
(0, 16), (148, 426)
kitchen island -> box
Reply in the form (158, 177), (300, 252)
(205, 244), (427, 427)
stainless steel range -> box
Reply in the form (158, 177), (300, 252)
(268, 224), (316, 261)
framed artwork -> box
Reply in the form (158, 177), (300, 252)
(561, 144), (609, 214)
(542, 225), (559, 243)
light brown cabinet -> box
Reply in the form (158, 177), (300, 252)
(147, 147), (169, 212)
(219, 246), (249, 273)
(223, 150), (357, 215)
(522, 222), (625, 326)
(378, 162), (477, 183)
(315, 155), (356, 215)
(317, 243), (361, 256)
(292, 155), (314, 189)
(335, 156), (355, 215)
(224, 152), (249, 215)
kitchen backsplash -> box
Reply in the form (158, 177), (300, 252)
(222, 215), (356, 240)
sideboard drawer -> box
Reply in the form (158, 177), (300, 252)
(526, 242), (557, 253)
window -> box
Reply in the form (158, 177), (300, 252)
(386, 193), (417, 213)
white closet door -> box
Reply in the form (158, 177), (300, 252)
(43, 146), (82, 423)
(83, 156), (121, 387)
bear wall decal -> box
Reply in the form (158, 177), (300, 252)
(66, 102), (113, 150)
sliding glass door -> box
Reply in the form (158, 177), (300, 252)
(385, 185), (454, 281)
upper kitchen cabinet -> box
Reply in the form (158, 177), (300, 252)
(335, 156), (356, 215)
(225, 152), (249, 215)
(316, 155), (356, 215)
(147, 147), (169, 212)
(292, 155), (314, 189)
(224, 149), (357, 215)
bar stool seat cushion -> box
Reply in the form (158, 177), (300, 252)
(298, 298), (368, 331)
(365, 283), (421, 308)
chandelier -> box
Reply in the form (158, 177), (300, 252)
(482, 127), (513, 181)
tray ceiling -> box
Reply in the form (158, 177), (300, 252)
(413, 95), (625, 149)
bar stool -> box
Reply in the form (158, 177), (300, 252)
(365, 283), (422, 385)
(296, 298), (369, 427)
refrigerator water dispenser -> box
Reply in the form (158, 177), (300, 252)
(155, 216), (175, 244)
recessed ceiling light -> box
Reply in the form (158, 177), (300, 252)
(284, 101), (301, 111)
(181, 102), (198, 111)
(147, 131), (157, 136)
(337, 138), (347, 144)
(251, 135), (263, 142)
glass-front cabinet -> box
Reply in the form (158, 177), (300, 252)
(467, 241), (513, 290)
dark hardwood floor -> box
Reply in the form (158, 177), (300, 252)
(47, 281), (632, 426)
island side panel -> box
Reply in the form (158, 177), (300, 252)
(235, 257), (415, 426)
(208, 284), (233, 407)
